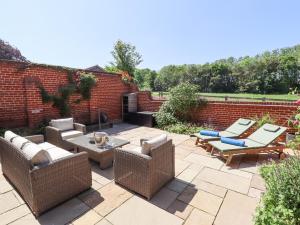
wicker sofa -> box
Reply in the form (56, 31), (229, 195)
(46, 118), (86, 150)
(114, 135), (175, 199)
(0, 131), (92, 216)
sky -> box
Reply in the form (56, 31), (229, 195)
(1, 0), (300, 70)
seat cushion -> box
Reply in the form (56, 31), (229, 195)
(51, 118), (74, 131)
(38, 142), (72, 161)
(12, 136), (31, 149)
(61, 130), (83, 140)
(4, 131), (18, 142)
(22, 143), (52, 166)
(45, 147), (73, 161)
(142, 134), (168, 155)
(38, 142), (58, 150)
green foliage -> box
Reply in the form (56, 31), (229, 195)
(255, 156), (300, 225)
(154, 102), (178, 128)
(168, 83), (205, 121)
(78, 73), (97, 99)
(134, 68), (157, 90)
(287, 107), (300, 150)
(154, 83), (206, 134)
(153, 45), (300, 94)
(164, 123), (203, 135)
(38, 71), (97, 116)
(252, 114), (276, 129)
(110, 40), (142, 76)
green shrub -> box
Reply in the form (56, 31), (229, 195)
(154, 102), (178, 128)
(252, 114), (276, 129)
(164, 122), (203, 135)
(78, 73), (97, 99)
(168, 83), (204, 121)
(255, 156), (300, 225)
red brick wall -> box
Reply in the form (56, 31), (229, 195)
(0, 60), (135, 128)
(137, 91), (298, 130)
(137, 91), (164, 112)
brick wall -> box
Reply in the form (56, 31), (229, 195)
(0, 60), (297, 130)
(137, 91), (298, 130)
(0, 60), (135, 128)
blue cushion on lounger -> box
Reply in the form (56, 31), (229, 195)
(200, 130), (219, 137)
(221, 137), (245, 147)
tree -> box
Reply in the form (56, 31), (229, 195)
(0, 39), (28, 62)
(110, 40), (142, 76)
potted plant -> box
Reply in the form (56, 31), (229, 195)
(287, 106), (300, 144)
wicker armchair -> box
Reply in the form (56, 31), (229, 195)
(114, 139), (175, 199)
(0, 135), (92, 216)
(46, 121), (86, 150)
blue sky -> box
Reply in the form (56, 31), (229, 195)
(1, 0), (300, 70)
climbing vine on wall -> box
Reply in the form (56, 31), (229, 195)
(38, 70), (97, 116)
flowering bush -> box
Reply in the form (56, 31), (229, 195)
(288, 107), (300, 133)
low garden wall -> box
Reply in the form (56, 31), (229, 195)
(0, 60), (137, 128)
(137, 91), (298, 129)
(0, 59), (297, 131)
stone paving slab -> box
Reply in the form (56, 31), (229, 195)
(178, 186), (223, 216)
(0, 192), (20, 214)
(184, 208), (214, 225)
(214, 191), (259, 225)
(0, 204), (30, 225)
(106, 196), (183, 225)
(196, 167), (251, 194)
(184, 153), (224, 170)
(191, 179), (227, 198)
(79, 183), (132, 217)
(167, 199), (194, 220)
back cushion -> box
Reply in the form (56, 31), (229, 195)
(22, 143), (52, 166)
(12, 136), (31, 149)
(51, 118), (74, 131)
(4, 131), (18, 142)
(142, 134), (168, 155)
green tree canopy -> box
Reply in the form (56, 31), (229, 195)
(110, 40), (142, 77)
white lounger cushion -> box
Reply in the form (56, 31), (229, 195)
(51, 118), (74, 131)
(61, 130), (83, 140)
(4, 131), (18, 142)
(38, 142), (72, 161)
(22, 143), (52, 166)
(12, 136), (31, 149)
(142, 134), (168, 155)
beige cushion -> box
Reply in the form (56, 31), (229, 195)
(45, 147), (72, 161)
(12, 136), (31, 149)
(131, 146), (143, 154)
(4, 131), (18, 142)
(38, 142), (57, 150)
(142, 134), (168, 155)
(61, 130), (83, 140)
(38, 142), (72, 161)
(51, 118), (74, 131)
(22, 143), (52, 166)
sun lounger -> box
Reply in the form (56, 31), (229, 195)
(194, 118), (256, 147)
(208, 123), (287, 165)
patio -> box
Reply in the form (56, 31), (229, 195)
(0, 123), (275, 225)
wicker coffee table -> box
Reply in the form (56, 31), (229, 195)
(66, 134), (130, 169)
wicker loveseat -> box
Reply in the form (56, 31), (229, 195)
(46, 118), (86, 150)
(0, 131), (92, 216)
(114, 134), (175, 199)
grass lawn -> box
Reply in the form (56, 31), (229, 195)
(152, 92), (299, 101)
